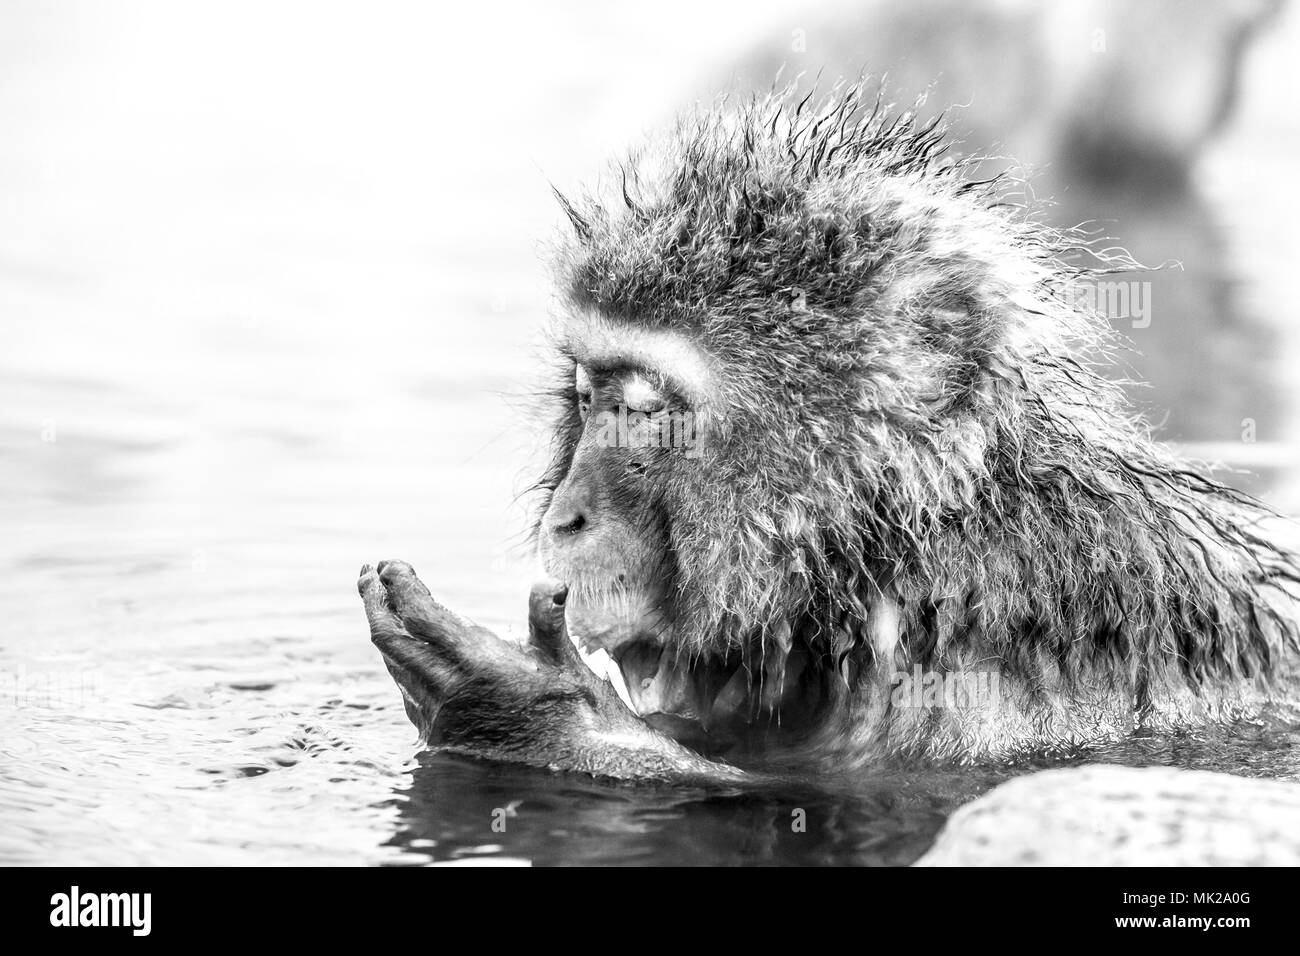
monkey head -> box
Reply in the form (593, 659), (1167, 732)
(532, 86), (1107, 750)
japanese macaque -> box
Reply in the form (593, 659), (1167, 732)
(359, 84), (1300, 781)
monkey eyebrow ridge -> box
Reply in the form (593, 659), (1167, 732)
(561, 311), (716, 409)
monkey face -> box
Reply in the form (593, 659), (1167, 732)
(534, 332), (736, 735)
(538, 361), (688, 658)
(533, 316), (831, 751)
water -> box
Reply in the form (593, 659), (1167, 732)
(386, 714), (1300, 866)
(3, 1), (1300, 866)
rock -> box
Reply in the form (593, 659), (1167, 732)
(916, 764), (1300, 866)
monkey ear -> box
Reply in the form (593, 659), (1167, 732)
(551, 185), (593, 242)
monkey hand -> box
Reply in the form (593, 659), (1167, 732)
(358, 560), (739, 783)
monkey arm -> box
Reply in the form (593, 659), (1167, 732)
(358, 561), (742, 784)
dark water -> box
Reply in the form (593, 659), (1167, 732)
(390, 755), (980, 866)
(385, 711), (1300, 867)
(3, 2), (1300, 866)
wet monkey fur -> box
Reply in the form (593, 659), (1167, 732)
(360, 83), (1300, 781)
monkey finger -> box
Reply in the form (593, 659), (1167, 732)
(379, 644), (460, 697)
(376, 559), (429, 604)
(358, 563), (403, 637)
(528, 578), (581, 668)
(377, 559), (495, 659)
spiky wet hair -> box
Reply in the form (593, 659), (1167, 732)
(540, 81), (1300, 704)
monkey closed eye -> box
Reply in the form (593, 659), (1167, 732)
(620, 373), (669, 414)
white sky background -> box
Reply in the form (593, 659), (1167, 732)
(0, 0), (823, 633)
(0, 0), (807, 379)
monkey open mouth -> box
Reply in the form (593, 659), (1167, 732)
(565, 592), (821, 750)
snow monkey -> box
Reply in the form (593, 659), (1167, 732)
(359, 84), (1300, 782)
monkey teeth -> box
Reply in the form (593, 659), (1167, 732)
(612, 637), (805, 748)
(563, 595), (812, 746)
(562, 592), (667, 658)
